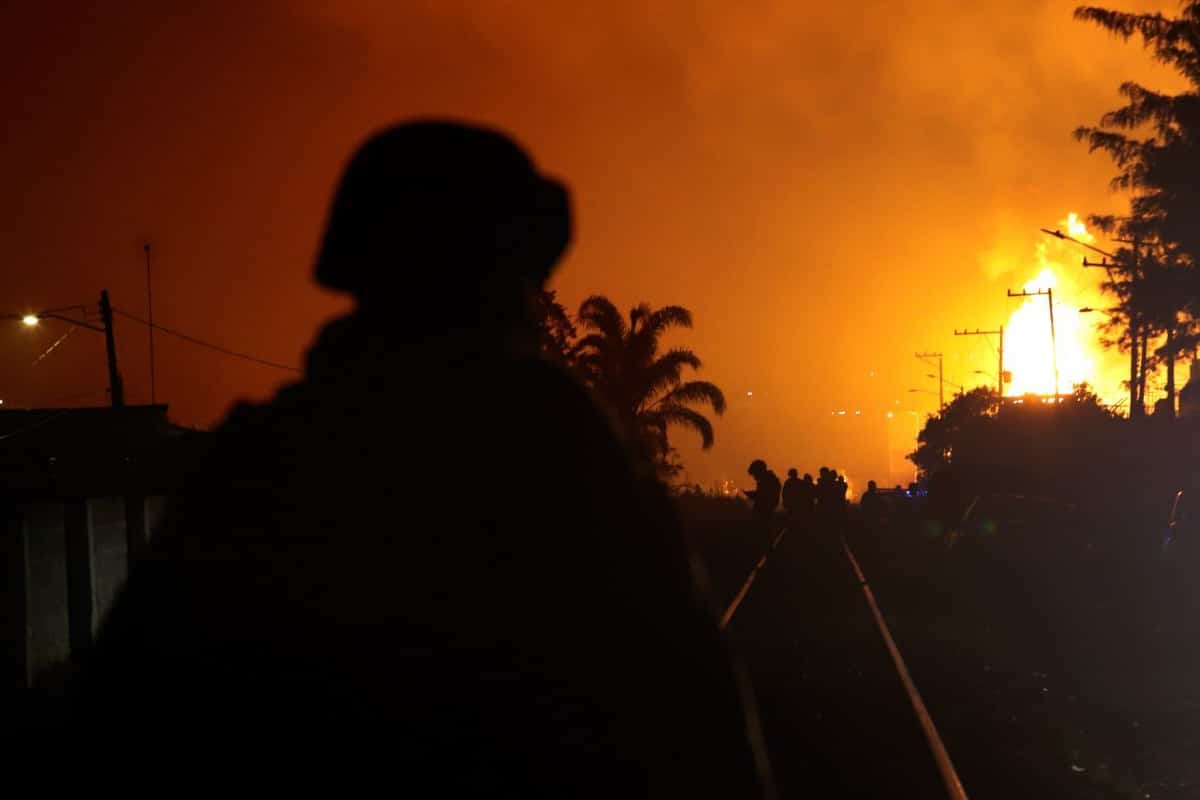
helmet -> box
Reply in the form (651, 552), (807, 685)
(315, 120), (571, 300)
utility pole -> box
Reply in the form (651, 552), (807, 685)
(98, 290), (125, 408)
(1008, 288), (1058, 402)
(1082, 238), (1143, 418)
(1048, 288), (1058, 402)
(1128, 239), (1144, 418)
(915, 352), (944, 409)
(954, 326), (1005, 396)
(144, 243), (156, 405)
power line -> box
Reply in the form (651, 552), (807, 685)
(113, 309), (301, 374)
(981, 332), (998, 359)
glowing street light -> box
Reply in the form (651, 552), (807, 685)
(3, 293), (125, 408)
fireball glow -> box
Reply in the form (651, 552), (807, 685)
(1001, 214), (1115, 399)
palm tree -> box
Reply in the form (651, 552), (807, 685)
(530, 289), (579, 367)
(574, 296), (726, 470)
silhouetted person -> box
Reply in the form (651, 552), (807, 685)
(75, 121), (771, 795)
(801, 473), (817, 519)
(859, 480), (882, 527)
(745, 459), (781, 524)
(815, 467), (834, 520)
(781, 468), (804, 518)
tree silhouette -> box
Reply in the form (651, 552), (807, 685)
(1082, 218), (1196, 414)
(909, 386), (1001, 477)
(1074, 4), (1200, 415)
(908, 384), (1119, 478)
(530, 289), (578, 367)
(574, 296), (726, 473)
(1074, 4), (1200, 255)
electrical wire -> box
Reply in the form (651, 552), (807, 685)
(113, 309), (301, 373)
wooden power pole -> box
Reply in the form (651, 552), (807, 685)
(98, 290), (125, 408)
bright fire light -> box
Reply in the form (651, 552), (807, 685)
(1004, 267), (1093, 396)
(21, 315), (38, 326)
(1065, 212), (1089, 239)
(1001, 213), (1117, 399)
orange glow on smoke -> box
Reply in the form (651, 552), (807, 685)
(1003, 214), (1109, 398)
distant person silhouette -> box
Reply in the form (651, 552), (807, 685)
(815, 467), (834, 517)
(782, 468), (805, 519)
(815, 468), (847, 531)
(745, 459), (782, 524)
(816, 467), (832, 491)
(75, 121), (771, 795)
(801, 473), (817, 519)
(859, 480), (882, 527)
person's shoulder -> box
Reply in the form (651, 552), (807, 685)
(504, 357), (593, 403)
(211, 394), (286, 450)
(189, 382), (310, 484)
(498, 357), (647, 474)
(503, 358), (618, 431)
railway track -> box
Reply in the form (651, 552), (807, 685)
(719, 526), (969, 800)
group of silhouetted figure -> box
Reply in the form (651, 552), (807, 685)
(746, 460), (889, 535)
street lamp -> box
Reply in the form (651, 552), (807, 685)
(1040, 227), (1117, 261)
(3, 292), (125, 408)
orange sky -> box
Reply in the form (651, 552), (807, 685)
(0, 1), (1186, 488)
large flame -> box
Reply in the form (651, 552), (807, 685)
(1001, 214), (1120, 400)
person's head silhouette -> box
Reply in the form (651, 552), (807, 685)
(787, 468), (798, 479)
(748, 459), (767, 478)
(315, 120), (571, 321)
